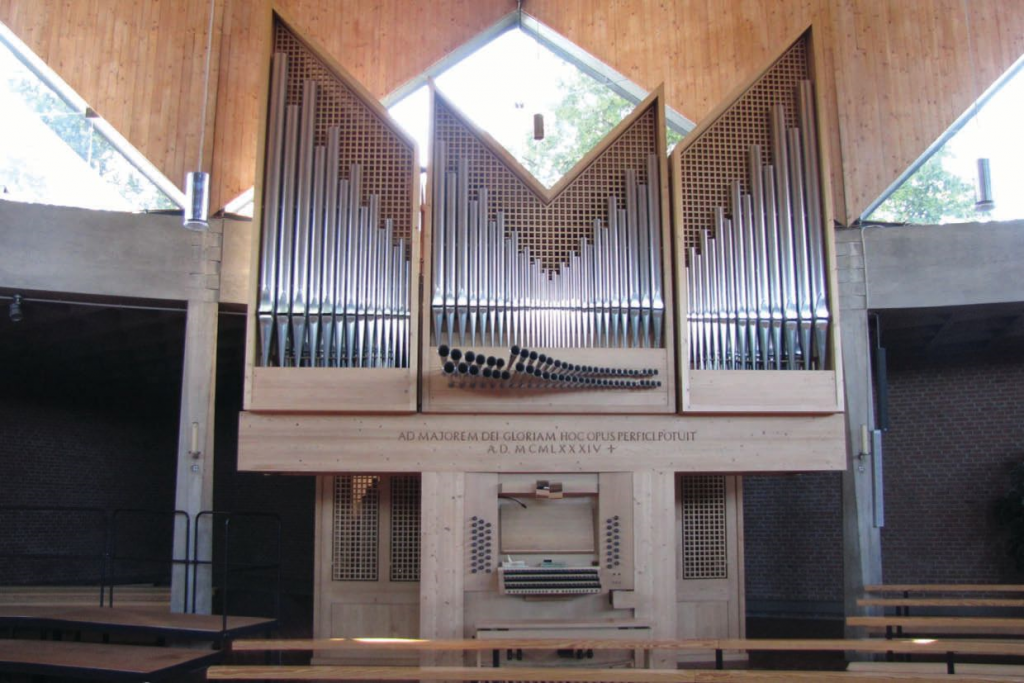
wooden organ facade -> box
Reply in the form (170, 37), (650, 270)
(240, 9), (844, 667)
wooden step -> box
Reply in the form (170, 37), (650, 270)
(0, 639), (221, 681)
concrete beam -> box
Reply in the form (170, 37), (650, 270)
(863, 220), (1024, 310)
(0, 200), (197, 301)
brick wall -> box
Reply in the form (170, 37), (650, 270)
(743, 473), (844, 613)
(881, 348), (1024, 583)
(0, 392), (179, 585)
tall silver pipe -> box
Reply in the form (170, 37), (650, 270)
(487, 219), (498, 346)
(291, 80), (316, 366)
(730, 182), (748, 368)
(457, 158), (469, 344)
(344, 164), (360, 368)
(703, 230), (720, 369)
(742, 194), (759, 369)
(722, 216), (738, 369)
(467, 199), (478, 346)
(334, 178), (349, 366)
(647, 155), (664, 348)
(799, 80), (830, 369)
(624, 169), (641, 348)
(787, 128), (813, 370)
(369, 195), (382, 367)
(399, 238), (409, 368)
(763, 165), (783, 370)
(307, 146), (326, 367)
(749, 145), (771, 370)
(432, 142), (446, 345)
(444, 171), (457, 347)
(322, 129), (340, 367)
(258, 53), (287, 367)
(616, 207), (629, 348)
(687, 246), (698, 368)
(497, 213), (507, 346)
(275, 105), (299, 368)
(771, 105), (798, 369)
(381, 216), (393, 367)
(637, 182), (651, 347)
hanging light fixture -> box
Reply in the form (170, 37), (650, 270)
(517, 0), (544, 141)
(8, 294), (24, 323)
(964, 0), (995, 213)
(184, 0), (217, 230)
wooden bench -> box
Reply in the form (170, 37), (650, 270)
(849, 661), (1024, 678)
(861, 586), (1024, 620)
(0, 639), (221, 681)
(0, 605), (277, 642)
(866, 585), (1024, 594)
(230, 637), (1024, 675)
(0, 584), (172, 609)
(207, 664), (1024, 681)
(848, 616), (1024, 638)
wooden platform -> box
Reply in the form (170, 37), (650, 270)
(0, 585), (171, 609)
(0, 606), (276, 640)
(0, 639), (221, 681)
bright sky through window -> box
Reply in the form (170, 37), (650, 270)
(0, 22), (177, 213)
(389, 27), (641, 188)
(869, 58), (1024, 224)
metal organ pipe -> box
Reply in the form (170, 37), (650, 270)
(255, 61), (412, 368)
(684, 80), (831, 371)
(429, 155), (665, 350)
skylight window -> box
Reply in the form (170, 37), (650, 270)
(0, 22), (180, 213)
(388, 21), (689, 188)
(866, 54), (1024, 225)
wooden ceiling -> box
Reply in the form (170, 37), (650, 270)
(0, 0), (1021, 223)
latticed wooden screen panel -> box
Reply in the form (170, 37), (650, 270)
(432, 97), (659, 271)
(274, 18), (414, 250)
(389, 475), (421, 582)
(681, 475), (728, 580)
(332, 475), (380, 581)
(676, 38), (808, 258)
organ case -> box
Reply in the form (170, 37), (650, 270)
(243, 11), (420, 413)
(421, 85), (676, 414)
(672, 28), (843, 414)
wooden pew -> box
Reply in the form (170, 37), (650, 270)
(207, 664), (1024, 681)
(865, 586), (1024, 594)
(0, 585), (171, 610)
(847, 616), (1024, 638)
(858, 598), (1024, 609)
(229, 637), (1024, 675)
(0, 639), (221, 681)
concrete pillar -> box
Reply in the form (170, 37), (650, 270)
(171, 221), (224, 613)
(835, 228), (883, 624)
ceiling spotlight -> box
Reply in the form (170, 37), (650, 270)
(9, 294), (23, 323)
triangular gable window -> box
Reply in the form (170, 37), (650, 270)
(388, 16), (690, 188)
(866, 54), (1024, 225)
(0, 22), (181, 213)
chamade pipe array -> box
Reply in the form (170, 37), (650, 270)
(686, 80), (830, 371)
(431, 145), (665, 350)
(257, 53), (411, 368)
(437, 345), (661, 390)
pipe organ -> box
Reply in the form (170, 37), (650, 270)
(431, 154), (665, 350)
(684, 85), (829, 373)
(245, 14), (419, 413)
(423, 88), (676, 413)
(241, 12), (844, 671)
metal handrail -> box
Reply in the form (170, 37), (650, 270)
(0, 505), (109, 605)
(192, 510), (283, 633)
(106, 508), (191, 611)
